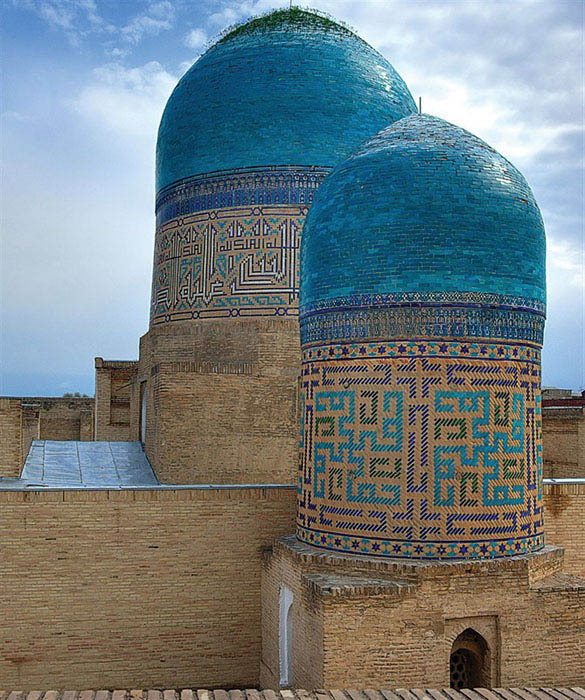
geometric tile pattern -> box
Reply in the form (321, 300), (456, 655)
(297, 341), (544, 559)
(300, 298), (545, 345)
(151, 168), (329, 325)
(296, 114), (546, 561)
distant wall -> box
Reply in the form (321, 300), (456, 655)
(0, 397), (94, 477)
(0, 485), (296, 690)
(94, 359), (138, 441)
(542, 407), (585, 479)
(0, 398), (22, 477)
(543, 480), (585, 577)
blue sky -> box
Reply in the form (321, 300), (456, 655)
(1, 0), (583, 396)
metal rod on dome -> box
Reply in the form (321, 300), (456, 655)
(419, 96), (422, 114)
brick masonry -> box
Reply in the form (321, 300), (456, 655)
(94, 359), (137, 441)
(0, 486), (296, 690)
(0, 481), (582, 690)
(261, 536), (585, 689)
(544, 481), (585, 577)
(135, 319), (301, 484)
(2, 690), (583, 700)
(542, 407), (585, 479)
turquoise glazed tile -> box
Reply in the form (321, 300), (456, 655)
(156, 9), (417, 193)
(300, 114), (546, 317)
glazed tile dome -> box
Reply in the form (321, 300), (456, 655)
(301, 113), (546, 314)
(156, 8), (417, 193)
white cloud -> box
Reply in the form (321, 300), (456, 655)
(120, 0), (175, 44)
(185, 28), (208, 51)
(548, 237), (584, 289)
(12, 0), (113, 45)
(13, 0), (174, 48)
(73, 61), (176, 138)
(2, 110), (34, 123)
(208, 0), (287, 28)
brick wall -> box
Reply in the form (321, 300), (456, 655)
(261, 542), (324, 689)
(36, 398), (94, 442)
(0, 398), (95, 477)
(0, 486), (296, 690)
(262, 537), (585, 689)
(137, 319), (300, 485)
(1, 689), (576, 699)
(543, 480), (585, 577)
(542, 408), (585, 478)
(0, 482), (583, 690)
(21, 405), (40, 464)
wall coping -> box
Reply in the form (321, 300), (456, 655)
(0, 484), (297, 503)
(0, 483), (297, 493)
(1, 479), (584, 494)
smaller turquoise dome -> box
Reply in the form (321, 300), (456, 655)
(301, 114), (546, 312)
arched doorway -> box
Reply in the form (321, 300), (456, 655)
(450, 628), (491, 689)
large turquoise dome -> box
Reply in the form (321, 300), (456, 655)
(301, 114), (546, 315)
(156, 9), (417, 193)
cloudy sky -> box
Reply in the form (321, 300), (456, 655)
(1, 0), (583, 396)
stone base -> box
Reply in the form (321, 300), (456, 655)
(261, 535), (585, 689)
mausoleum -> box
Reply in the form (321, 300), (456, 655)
(1, 7), (584, 693)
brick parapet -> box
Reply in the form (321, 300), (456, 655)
(95, 359), (139, 369)
(1, 484), (297, 689)
(0, 485), (296, 502)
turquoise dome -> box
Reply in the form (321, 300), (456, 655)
(156, 9), (417, 193)
(301, 114), (546, 313)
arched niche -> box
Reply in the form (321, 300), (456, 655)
(450, 627), (491, 689)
